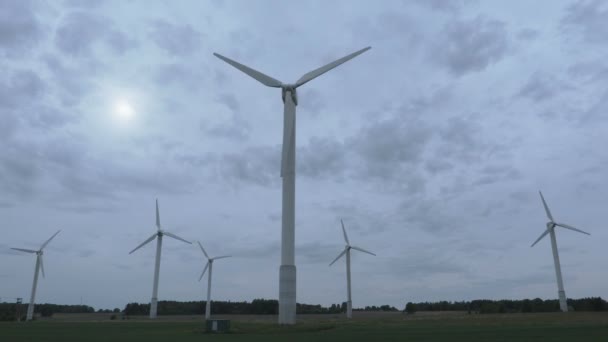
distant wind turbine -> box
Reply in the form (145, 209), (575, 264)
(214, 46), (371, 324)
(329, 219), (375, 319)
(531, 191), (590, 312)
(197, 241), (231, 320)
(129, 199), (191, 319)
(11, 230), (61, 321)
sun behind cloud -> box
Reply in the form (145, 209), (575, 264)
(114, 99), (135, 121)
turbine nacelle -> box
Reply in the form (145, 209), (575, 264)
(281, 86), (298, 105)
(531, 191), (590, 247)
(197, 241), (231, 281)
(329, 219), (376, 266)
(129, 199), (191, 255)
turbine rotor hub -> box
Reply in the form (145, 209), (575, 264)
(281, 85), (298, 106)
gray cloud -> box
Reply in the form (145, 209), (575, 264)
(516, 72), (568, 102)
(298, 137), (346, 180)
(200, 93), (251, 141)
(436, 116), (486, 163)
(350, 115), (432, 183)
(516, 28), (540, 41)
(148, 19), (204, 56)
(153, 63), (208, 91)
(577, 89), (608, 124)
(431, 16), (510, 76)
(412, 0), (474, 13)
(25, 105), (78, 129)
(472, 164), (522, 187)
(0, 69), (46, 109)
(54, 10), (135, 57)
(63, 0), (105, 8)
(216, 93), (240, 113)
(298, 88), (326, 117)
(214, 146), (280, 188)
(298, 241), (343, 265)
(42, 53), (97, 107)
(0, 140), (42, 199)
(561, 0), (608, 45)
(0, 0), (46, 58)
(202, 118), (251, 141)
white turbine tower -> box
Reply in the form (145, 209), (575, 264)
(129, 199), (192, 319)
(531, 191), (590, 312)
(11, 230), (61, 321)
(214, 46), (371, 324)
(329, 219), (375, 319)
(197, 241), (231, 320)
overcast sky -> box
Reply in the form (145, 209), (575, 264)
(1, 0), (607, 311)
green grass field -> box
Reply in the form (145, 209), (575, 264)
(1, 312), (608, 342)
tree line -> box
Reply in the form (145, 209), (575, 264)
(123, 299), (396, 316)
(2, 297), (606, 320)
(0, 303), (95, 321)
(404, 297), (608, 314)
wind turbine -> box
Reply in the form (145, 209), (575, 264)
(329, 219), (375, 319)
(129, 199), (192, 319)
(11, 230), (61, 321)
(197, 241), (231, 320)
(214, 46), (371, 324)
(531, 191), (590, 312)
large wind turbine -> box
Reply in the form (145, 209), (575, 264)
(214, 46), (371, 324)
(129, 199), (192, 319)
(329, 219), (375, 319)
(11, 230), (61, 321)
(197, 241), (231, 320)
(531, 191), (590, 312)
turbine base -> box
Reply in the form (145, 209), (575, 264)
(278, 265), (296, 325)
(558, 291), (568, 312)
(150, 297), (158, 319)
(347, 300), (352, 319)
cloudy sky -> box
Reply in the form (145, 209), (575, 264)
(1, 0), (607, 311)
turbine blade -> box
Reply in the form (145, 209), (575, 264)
(295, 46), (371, 88)
(212, 255), (232, 260)
(199, 262), (210, 281)
(129, 233), (157, 254)
(280, 99), (295, 177)
(539, 191), (554, 222)
(40, 230), (61, 250)
(197, 241), (209, 259)
(340, 219), (350, 245)
(10, 248), (37, 254)
(329, 248), (348, 266)
(40, 255), (45, 279)
(531, 229), (550, 247)
(163, 231), (191, 244)
(213, 53), (283, 88)
(156, 199), (161, 230)
(351, 246), (376, 256)
(555, 223), (591, 236)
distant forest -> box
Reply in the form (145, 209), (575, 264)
(1, 297), (606, 321)
(404, 297), (608, 314)
(123, 299), (398, 316)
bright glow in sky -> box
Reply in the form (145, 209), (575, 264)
(114, 99), (135, 121)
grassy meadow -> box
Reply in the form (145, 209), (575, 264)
(1, 311), (608, 341)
